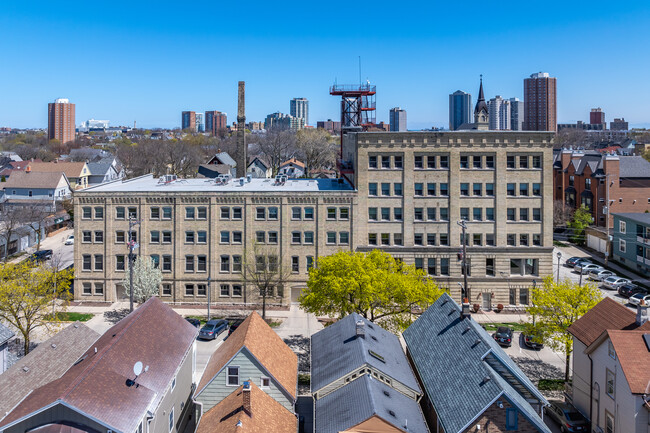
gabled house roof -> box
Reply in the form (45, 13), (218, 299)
(0, 297), (198, 433)
(280, 158), (304, 169)
(247, 156), (269, 170)
(207, 152), (236, 167)
(196, 312), (297, 399)
(196, 383), (296, 433)
(0, 323), (99, 420)
(600, 329), (650, 394)
(0, 322), (13, 346)
(315, 375), (428, 433)
(403, 293), (550, 433)
(567, 297), (640, 347)
(619, 155), (650, 177)
(3, 171), (70, 190)
(27, 162), (89, 179)
(86, 161), (115, 178)
(311, 313), (420, 394)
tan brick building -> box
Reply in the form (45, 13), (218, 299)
(74, 131), (554, 309)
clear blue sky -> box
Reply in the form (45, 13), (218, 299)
(1, 1), (649, 130)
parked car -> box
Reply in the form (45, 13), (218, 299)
(228, 318), (244, 336)
(618, 284), (645, 299)
(565, 257), (588, 268)
(185, 317), (201, 328)
(198, 319), (229, 340)
(588, 269), (614, 281)
(601, 276), (631, 290)
(575, 263), (602, 275)
(522, 332), (544, 350)
(544, 400), (590, 432)
(64, 235), (74, 245)
(492, 326), (513, 347)
(628, 293), (650, 306)
(27, 249), (53, 263)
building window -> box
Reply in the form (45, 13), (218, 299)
(162, 255), (172, 272)
(307, 256), (314, 271)
(394, 208), (403, 221)
(185, 256), (194, 272)
(606, 369), (615, 399)
(220, 284), (230, 297)
(256, 231), (266, 244)
(520, 234), (529, 246)
(381, 233), (390, 245)
(486, 258), (495, 276)
(268, 207), (279, 220)
(94, 207), (103, 219)
(427, 156), (436, 169)
(368, 234), (377, 245)
(185, 284), (194, 296)
(439, 207), (449, 221)
(427, 258), (436, 275)
(162, 207), (172, 219)
(232, 255), (242, 273)
(507, 208), (516, 221)
(619, 239), (626, 253)
(381, 183), (390, 196)
(151, 255), (160, 268)
(369, 155), (377, 168)
(162, 231), (172, 244)
(509, 288), (516, 305)
(485, 183), (494, 196)
(486, 208), (495, 221)
(381, 155), (391, 169)
(82, 207), (92, 219)
(486, 233), (495, 246)
(414, 233), (423, 246)
(485, 155), (494, 168)
(381, 207), (390, 221)
(327, 207), (336, 220)
(414, 258), (423, 270)
(233, 231), (242, 244)
(473, 233), (482, 246)
(505, 408), (518, 430)
(221, 255), (230, 272)
(427, 183), (436, 196)
(116, 255), (125, 271)
(510, 258), (522, 275)
(326, 232), (336, 244)
(256, 207), (265, 220)
(460, 155), (469, 169)
(414, 156), (423, 169)
(261, 376), (271, 388)
(292, 256), (299, 273)
(440, 258), (449, 276)
(169, 407), (174, 433)
(232, 285), (242, 297)
(605, 412), (614, 433)
(185, 231), (195, 244)
(185, 207), (195, 220)
(533, 234), (541, 246)
(82, 254), (91, 271)
(519, 183), (529, 196)
(608, 341), (616, 359)
(532, 155), (541, 168)
(427, 233), (436, 246)
(116, 207), (125, 219)
(439, 155), (449, 168)
(533, 208), (541, 221)
(507, 183), (515, 196)
(162, 284), (172, 296)
(414, 183), (423, 196)
(369, 183), (377, 196)
(340, 232), (349, 244)
(532, 183), (541, 196)
(439, 233), (449, 246)
(197, 256), (207, 272)
(394, 183), (402, 196)
(619, 220), (626, 234)
(460, 183), (469, 196)
(460, 208), (469, 220)
(197, 283), (206, 295)
(473, 208), (482, 221)
(519, 155), (528, 169)
(368, 208), (377, 221)
(340, 207), (349, 220)
(220, 231), (230, 244)
(426, 208), (436, 221)
(304, 231), (314, 244)
(520, 208), (529, 221)
(197, 207), (207, 219)
(393, 233), (402, 246)
(82, 231), (92, 243)
(197, 231), (207, 244)
(473, 155), (482, 169)
(94, 255), (103, 271)
(221, 207), (230, 219)
(472, 183), (482, 196)
(150, 207), (160, 219)
(519, 288), (529, 305)
(507, 155), (515, 168)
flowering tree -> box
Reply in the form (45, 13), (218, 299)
(122, 256), (163, 304)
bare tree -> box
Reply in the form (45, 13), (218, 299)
(0, 206), (26, 262)
(555, 129), (589, 149)
(553, 200), (574, 227)
(19, 205), (53, 251)
(296, 129), (337, 177)
(242, 243), (292, 319)
(255, 129), (297, 176)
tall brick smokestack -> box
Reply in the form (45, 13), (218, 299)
(235, 81), (247, 178)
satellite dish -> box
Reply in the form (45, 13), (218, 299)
(133, 361), (143, 376)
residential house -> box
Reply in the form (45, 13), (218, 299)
(311, 313), (428, 433)
(567, 298), (650, 432)
(611, 213), (650, 275)
(27, 161), (91, 189)
(0, 323), (14, 374)
(0, 160), (41, 180)
(279, 158), (305, 178)
(2, 171), (71, 204)
(203, 152), (236, 178)
(197, 163), (232, 179)
(0, 322), (99, 418)
(553, 149), (650, 227)
(86, 160), (122, 185)
(246, 156), (271, 179)
(0, 297), (199, 433)
(196, 382), (296, 433)
(403, 293), (551, 433)
(195, 312), (297, 413)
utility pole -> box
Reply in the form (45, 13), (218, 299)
(457, 221), (469, 302)
(605, 173), (611, 265)
(128, 215), (140, 313)
(207, 276), (211, 321)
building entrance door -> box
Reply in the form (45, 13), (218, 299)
(482, 293), (492, 311)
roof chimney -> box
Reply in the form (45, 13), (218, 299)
(356, 319), (366, 339)
(242, 380), (251, 414)
(460, 301), (471, 320)
(637, 304), (649, 327)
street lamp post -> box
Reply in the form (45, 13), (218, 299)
(457, 220), (469, 302)
(556, 251), (562, 283)
(207, 276), (211, 321)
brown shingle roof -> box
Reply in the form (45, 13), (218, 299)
(28, 162), (87, 179)
(3, 171), (68, 190)
(196, 383), (296, 433)
(0, 298), (198, 433)
(567, 298), (639, 347)
(280, 158), (305, 168)
(197, 312), (297, 399)
(607, 329), (650, 394)
(0, 323), (99, 420)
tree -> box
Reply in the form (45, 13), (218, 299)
(299, 250), (444, 332)
(526, 276), (602, 382)
(553, 200), (573, 227)
(242, 243), (292, 320)
(255, 129), (297, 176)
(0, 261), (73, 355)
(296, 129), (337, 177)
(567, 204), (592, 245)
(0, 206), (26, 261)
(20, 205), (53, 251)
(122, 256), (163, 304)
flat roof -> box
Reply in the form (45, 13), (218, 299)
(81, 174), (354, 193)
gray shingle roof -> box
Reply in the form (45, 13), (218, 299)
(0, 323), (14, 345)
(311, 313), (420, 393)
(403, 293), (550, 433)
(619, 156), (650, 177)
(315, 375), (428, 433)
(3, 171), (68, 190)
(86, 162), (113, 176)
(614, 213), (650, 226)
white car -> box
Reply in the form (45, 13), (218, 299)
(628, 293), (650, 306)
(601, 276), (631, 290)
(64, 235), (74, 245)
(575, 263), (603, 275)
(588, 269), (615, 281)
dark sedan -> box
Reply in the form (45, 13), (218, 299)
(27, 249), (53, 263)
(185, 317), (201, 328)
(198, 319), (229, 340)
(493, 326), (513, 347)
(523, 333), (544, 350)
(565, 257), (588, 268)
(545, 400), (590, 432)
(618, 284), (646, 299)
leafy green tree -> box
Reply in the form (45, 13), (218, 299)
(567, 204), (592, 245)
(526, 276), (602, 382)
(299, 250), (444, 332)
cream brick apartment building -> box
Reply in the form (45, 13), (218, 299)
(74, 130), (554, 309)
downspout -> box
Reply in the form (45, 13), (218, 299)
(588, 353), (593, 428)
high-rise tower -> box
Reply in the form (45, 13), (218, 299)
(449, 90), (472, 131)
(48, 98), (76, 145)
(523, 72), (557, 132)
(389, 107), (407, 132)
(290, 98), (309, 126)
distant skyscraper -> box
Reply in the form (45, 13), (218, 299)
(290, 98), (309, 126)
(265, 112), (305, 130)
(590, 108), (606, 128)
(488, 96), (511, 130)
(523, 72), (557, 132)
(205, 111), (227, 136)
(195, 113), (204, 132)
(509, 98), (524, 131)
(48, 98), (76, 145)
(449, 90), (472, 130)
(610, 118), (629, 131)
(182, 111), (196, 131)
(389, 107), (407, 132)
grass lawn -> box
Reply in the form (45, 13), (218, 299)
(45, 311), (94, 322)
(482, 322), (528, 332)
(538, 379), (565, 391)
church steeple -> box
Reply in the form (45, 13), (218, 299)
(474, 75), (489, 129)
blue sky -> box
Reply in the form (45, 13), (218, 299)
(1, 1), (649, 130)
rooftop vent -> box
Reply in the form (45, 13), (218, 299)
(388, 410), (396, 418)
(356, 320), (365, 339)
(22, 366), (29, 373)
(157, 174), (178, 185)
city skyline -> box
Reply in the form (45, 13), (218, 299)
(1, 1), (649, 129)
